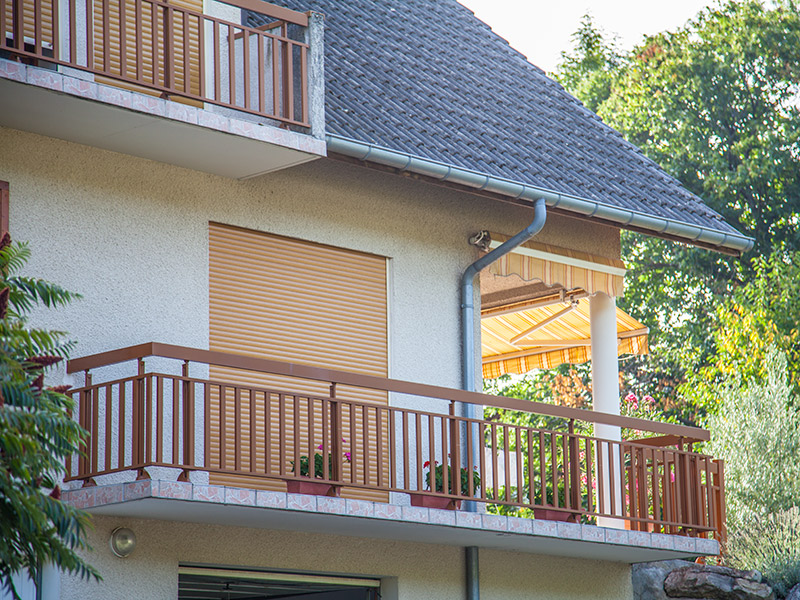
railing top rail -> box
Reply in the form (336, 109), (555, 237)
(216, 0), (309, 27)
(67, 342), (709, 441)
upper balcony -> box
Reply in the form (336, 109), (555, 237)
(61, 342), (725, 563)
(0, 0), (325, 177)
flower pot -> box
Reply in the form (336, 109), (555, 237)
(533, 507), (578, 523)
(286, 480), (341, 497)
(409, 493), (462, 510)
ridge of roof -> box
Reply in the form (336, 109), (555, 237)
(250, 0), (752, 254)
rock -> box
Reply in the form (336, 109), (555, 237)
(785, 584), (800, 600)
(633, 560), (695, 600)
(665, 564), (774, 600)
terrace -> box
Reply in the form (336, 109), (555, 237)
(0, 0), (324, 177)
(61, 342), (725, 561)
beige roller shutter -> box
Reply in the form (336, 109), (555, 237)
(208, 223), (389, 502)
(4, 0), (54, 50)
(93, 0), (202, 103)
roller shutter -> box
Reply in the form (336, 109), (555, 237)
(208, 223), (389, 501)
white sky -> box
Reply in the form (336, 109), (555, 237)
(458, 0), (715, 73)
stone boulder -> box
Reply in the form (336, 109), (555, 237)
(633, 560), (695, 600)
(664, 564), (774, 600)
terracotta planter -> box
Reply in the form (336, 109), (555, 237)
(286, 480), (341, 497)
(533, 507), (578, 523)
(409, 493), (462, 510)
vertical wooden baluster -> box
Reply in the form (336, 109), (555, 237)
(283, 38), (292, 119)
(550, 432), (558, 508)
(101, 0), (109, 74)
(440, 415), (449, 498)
(85, 0), (92, 69)
(172, 377), (180, 465)
(257, 32), (265, 114)
(538, 431), (546, 506)
(278, 392), (285, 476)
(151, 1), (158, 85)
(242, 28), (250, 108)
(164, 4), (173, 90)
(51, 0), (59, 60)
(118, 0), (126, 78)
(34, 0), (42, 56)
(182, 10), (189, 93)
(515, 428), (524, 505)
(144, 373), (152, 465)
(596, 440), (606, 515)
(213, 20), (220, 100)
(104, 384), (112, 472)
(183, 361), (194, 467)
(292, 394), (300, 478)
(134, 0), (141, 79)
(427, 414), (435, 493)
(69, 0), (76, 62)
(118, 381), (126, 468)
(300, 45), (308, 124)
(264, 392), (272, 475)
(198, 14), (205, 99)
(389, 408), (396, 490)
(91, 385), (99, 475)
(585, 437), (594, 515)
(465, 415), (474, 497)
(526, 429), (534, 507)
(322, 397), (329, 480)
(271, 36), (279, 116)
(306, 395), (314, 478)
(376, 406), (384, 488)
(155, 375), (163, 463)
(203, 383), (210, 469)
(219, 385), (226, 470)
(490, 423), (499, 502)
(227, 23), (234, 104)
(415, 412), (422, 491)
(234, 386), (242, 472)
(607, 442), (617, 517)
(349, 402), (357, 484)
(248, 389), (256, 473)
(329, 383), (338, 481)
(362, 405), (370, 486)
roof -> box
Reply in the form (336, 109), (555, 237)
(251, 0), (752, 254)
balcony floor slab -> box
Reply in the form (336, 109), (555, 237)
(63, 481), (719, 563)
(0, 59), (326, 179)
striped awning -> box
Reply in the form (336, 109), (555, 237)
(481, 298), (648, 378)
(487, 235), (626, 297)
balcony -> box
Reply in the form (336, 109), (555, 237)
(62, 343), (725, 561)
(0, 0), (325, 177)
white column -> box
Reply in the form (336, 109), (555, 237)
(589, 292), (623, 528)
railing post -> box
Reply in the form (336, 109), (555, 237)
(568, 419), (581, 513)
(180, 359), (194, 480)
(329, 382), (341, 482)
(449, 402), (461, 497)
(132, 358), (147, 477)
(713, 459), (726, 552)
(79, 370), (95, 486)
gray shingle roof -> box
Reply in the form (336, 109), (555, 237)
(251, 0), (745, 244)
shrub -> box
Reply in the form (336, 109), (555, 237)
(726, 507), (800, 598)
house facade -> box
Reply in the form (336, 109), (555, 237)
(0, 0), (749, 598)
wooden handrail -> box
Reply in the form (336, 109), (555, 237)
(67, 342), (709, 441)
(217, 0), (308, 27)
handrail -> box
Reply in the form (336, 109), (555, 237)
(67, 342), (709, 441)
(218, 0), (309, 27)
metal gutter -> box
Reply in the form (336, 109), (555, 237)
(326, 134), (754, 255)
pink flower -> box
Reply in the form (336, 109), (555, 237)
(344, 452), (351, 462)
(317, 444), (324, 451)
(643, 395), (655, 405)
(624, 392), (638, 404)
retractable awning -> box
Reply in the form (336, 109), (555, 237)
(487, 235), (626, 297)
(481, 298), (648, 378)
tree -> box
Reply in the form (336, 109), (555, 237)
(556, 2), (800, 420)
(0, 235), (99, 598)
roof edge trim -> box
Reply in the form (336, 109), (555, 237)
(326, 134), (755, 255)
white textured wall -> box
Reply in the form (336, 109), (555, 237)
(58, 515), (632, 600)
(0, 126), (619, 393)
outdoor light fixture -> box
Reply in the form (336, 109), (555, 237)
(109, 527), (136, 558)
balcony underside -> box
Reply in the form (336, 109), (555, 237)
(0, 61), (325, 179)
(63, 480), (719, 563)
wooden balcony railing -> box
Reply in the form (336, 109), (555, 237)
(1, 0), (310, 126)
(65, 343), (726, 540)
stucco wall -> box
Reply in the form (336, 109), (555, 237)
(59, 515), (632, 600)
(0, 126), (619, 393)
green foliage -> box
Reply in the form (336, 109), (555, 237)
(555, 14), (621, 112)
(422, 460), (480, 496)
(0, 240), (99, 598)
(556, 1), (800, 419)
(707, 349), (800, 525)
(726, 507), (800, 597)
(683, 252), (800, 413)
(292, 446), (351, 479)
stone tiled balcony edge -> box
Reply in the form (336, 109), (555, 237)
(0, 58), (327, 156)
(62, 481), (720, 557)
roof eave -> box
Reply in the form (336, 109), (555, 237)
(326, 134), (754, 257)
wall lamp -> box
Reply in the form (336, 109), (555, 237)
(109, 527), (137, 558)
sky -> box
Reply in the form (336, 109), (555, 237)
(457, 0), (714, 73)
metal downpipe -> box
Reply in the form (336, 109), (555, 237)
(466, 546), (479, 600)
